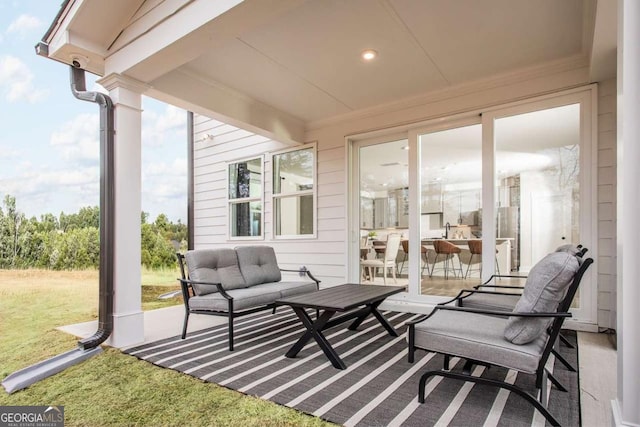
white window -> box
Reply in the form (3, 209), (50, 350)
(272, 144), (316, 238)
(227, 156), (263, 239)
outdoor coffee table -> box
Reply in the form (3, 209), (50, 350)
(276, 283), (404, 369)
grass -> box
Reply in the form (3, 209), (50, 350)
(0, 269), (334, 427)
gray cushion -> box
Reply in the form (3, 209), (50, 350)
(256, 281), (318, 298)
(188, 287), (281, 311)
(235, 246), (282, 286)
(462, 292), (520, 312)
(185, 249), (246, 295)
(413, 309), (547, 373)
(504, 252), (579, 345)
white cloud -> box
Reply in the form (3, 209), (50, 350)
(0, 166), (100, 215)
(0, 55), (50, 103)
(143, 158), (187, 178)
(142, 104), (187, 147)
(6, 14), (43, 37)
(0, 144), (20, 159)
(50, 113), (100, 164)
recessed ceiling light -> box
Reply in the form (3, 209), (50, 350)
(361, 49), (378, 61)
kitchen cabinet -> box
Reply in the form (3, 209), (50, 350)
(360, 197), (374, 229)
(421, 183), (442, 213)
(442, 189), (481, 226)
(374, 197), (388, 228)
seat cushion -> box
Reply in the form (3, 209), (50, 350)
(235, 246), (282, 286)
(257, 281), (318, 298)
(504, 252), (579, 344)
(188, 287), (282, 312)
(185, 249), (246, 295)
(461, 292), (520, 312)
(413, 309), (547, 373)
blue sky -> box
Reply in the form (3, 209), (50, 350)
(0, 1), (187, 223)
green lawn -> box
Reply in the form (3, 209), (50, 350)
(0, 269), (333, 427)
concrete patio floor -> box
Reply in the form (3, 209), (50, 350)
(58, 305), (617, 426)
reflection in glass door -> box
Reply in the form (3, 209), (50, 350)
(494, 103), (581, 305)
(419, 123), (482, 296)
(358, 139), (408, 287)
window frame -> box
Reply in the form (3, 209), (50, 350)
(226, 155), (264, 241)
(271, 142), (317, 240)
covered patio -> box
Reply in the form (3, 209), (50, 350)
(37, 0), (639, 425)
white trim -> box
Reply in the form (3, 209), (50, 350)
(271, 142), (317, 240)
(226, 154), (265, 241)
(612, 399), (640, 427)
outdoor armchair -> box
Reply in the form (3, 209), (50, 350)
(449, 244), (588, 372)
(407, 250), (593, 426)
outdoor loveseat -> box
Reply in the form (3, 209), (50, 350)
(177, 246), (320, 350)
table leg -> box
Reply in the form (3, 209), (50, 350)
(347, 300), (398, 337)
(286, 307), (346, 370)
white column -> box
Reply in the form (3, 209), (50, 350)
(97, 73), (148, 348)
(613, 0), (640, 425)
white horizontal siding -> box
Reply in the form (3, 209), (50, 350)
(193, 115), (347, 285)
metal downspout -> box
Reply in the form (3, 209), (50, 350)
(187, 111), (194, 250)
(69, 65), (115, 350)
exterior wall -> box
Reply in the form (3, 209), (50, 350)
(192, 115), (345, 285)
(597, 78), (617, 330)
(192, 68), (616, 326)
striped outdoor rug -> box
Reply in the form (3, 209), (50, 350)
(124, 309), (579, 426)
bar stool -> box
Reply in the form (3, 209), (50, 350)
(464, 239), (501, 278)
(430, 240), (463, 279)
(400, 240), (430, 276)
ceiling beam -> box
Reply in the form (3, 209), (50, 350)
(149, 68), (305, 144)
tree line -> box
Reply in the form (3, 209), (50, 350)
(0, 195), (186, 270)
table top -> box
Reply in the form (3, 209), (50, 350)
(276, 283), (404, 311)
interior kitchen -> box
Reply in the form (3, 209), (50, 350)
(358, 103), (580, 296)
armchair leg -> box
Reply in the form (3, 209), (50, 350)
(181, 312), (190, 339)
(228, 314), (234, 351)
(418, 369), (561, 426)
(408, 324), (415, 363)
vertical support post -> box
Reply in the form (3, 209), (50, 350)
(613, 1), (640, 425)
(97, 73), (147, 348)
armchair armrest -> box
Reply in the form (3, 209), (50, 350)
(178, 278), (232, 300)
(475, 274), (527, 289)
(280, 266), (321, 286)
(437, 288), (522, 307)
(434, 304), (572, 318)
(409, 303), (571, 328)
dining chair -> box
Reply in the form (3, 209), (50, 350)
(361, 234), (401, 285)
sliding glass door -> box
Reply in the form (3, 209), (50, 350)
(417, 121), (482, 297)
(349, 87), (595, 323)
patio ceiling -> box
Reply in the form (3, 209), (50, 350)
(43, 0), (616, 142)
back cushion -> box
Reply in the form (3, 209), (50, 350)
(185, 249), (246, 295)
(235, 246), (281, 286)
(504, 252), (579, 345)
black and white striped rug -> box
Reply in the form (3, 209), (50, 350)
(124, 309), (579, 426)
